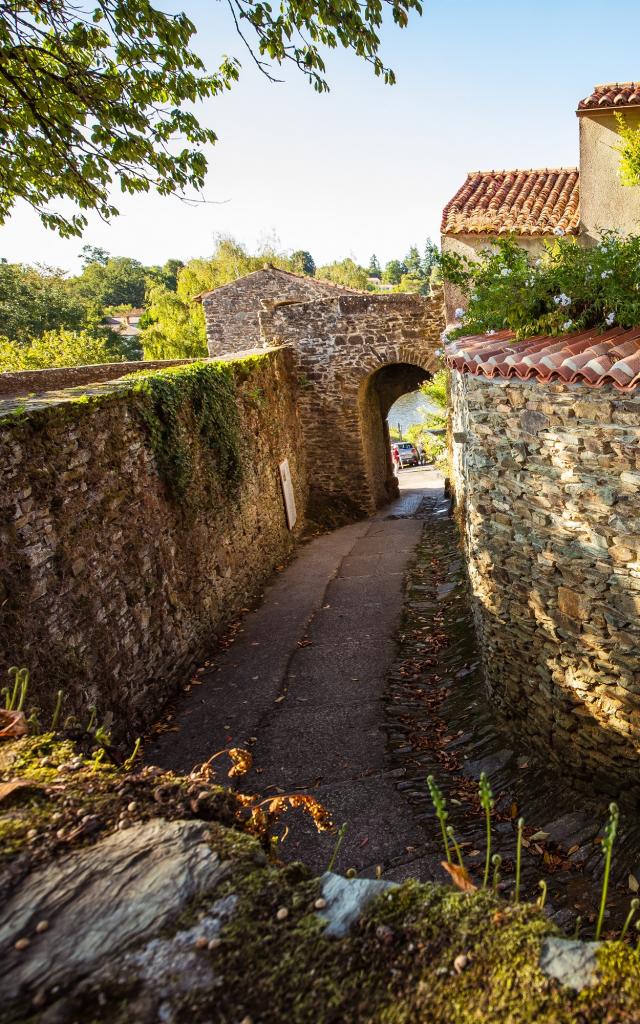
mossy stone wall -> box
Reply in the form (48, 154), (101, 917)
(0, 350), (306, 738)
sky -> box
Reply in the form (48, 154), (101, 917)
(2, 0), (640, 274)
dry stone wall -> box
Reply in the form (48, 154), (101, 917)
(0, 349), (306, 739)
(202, 268), (354, 357)
(451, 370), (640, 792)
(260, 291), (445, 520)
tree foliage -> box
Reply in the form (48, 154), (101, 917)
(615, 113), (640, 187)
(0, 0), (422, 236)
(290, 250), (316, 276)
(0, 327), (122, 371)
(73, 255), (148, 307)
(0, 260), (98, 342)
(316, 258), (368, 290)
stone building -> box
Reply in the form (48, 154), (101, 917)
(447, 325), (640, 791)
(197, 266), (356, 356)
(441, 82), (640, 321)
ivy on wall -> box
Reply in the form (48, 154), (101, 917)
(615, 113), (640, 187)
(131, 361), (244, 507)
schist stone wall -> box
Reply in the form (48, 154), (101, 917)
(451, 370), (640, 792)
(259, 291), (445, 520)
(201, 268), (354, 356)
(0, 350), (306, 738)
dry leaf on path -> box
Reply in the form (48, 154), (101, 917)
(0, 778), (38, 802)
(441, 861), (477, 893)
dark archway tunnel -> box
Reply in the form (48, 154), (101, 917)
(358, 362), (431, 509)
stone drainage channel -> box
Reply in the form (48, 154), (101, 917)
(386, 490), (640, 934)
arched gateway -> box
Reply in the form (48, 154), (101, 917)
(200, 269), (444, 521)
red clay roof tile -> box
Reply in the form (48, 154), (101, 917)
(441, 169), (580, 237)
(445, 327), (640, 391)
(578, 83), (640, 112)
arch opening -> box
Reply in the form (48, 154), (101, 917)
(358, 362), (433, 509)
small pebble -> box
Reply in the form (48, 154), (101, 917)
(208, 937), (221, 950)
(117, 820), (130, 831)
(27, 828), (38, 840)
(36, 921), (49, 934)
(32, 990), (47, 1009)
(55, 829), (66, 840)
(240, 1017), (253, 1024)
(51, 812), (63, 822)
(14, 938), (30, 951)
(375, 924), (394, 945)
(127, 802), (137, 813)
(454, 953), (470, 974)
(276, 907), (289, 921)
(194, 937), (209, 950)
(41, 757), (53, 767)
(314, 898), (327, 910)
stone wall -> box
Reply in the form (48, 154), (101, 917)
(0, 359), (196, 399)
(451, 370), (640, 792)
(0, 349), (306, 739)
(260, 291), (445, 520)
(201, 268), (354, 356)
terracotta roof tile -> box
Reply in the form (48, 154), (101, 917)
(441, 169), (580, 237)
(445, 327), (640, 391)
(578, 82), (640, 112)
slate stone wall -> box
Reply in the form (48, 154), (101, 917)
(260, 291), (445, 520)
(451, 369), (640, 791)
(202, 268), (353, 356)
(0, 349), (306, 739)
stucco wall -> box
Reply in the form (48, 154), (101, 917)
(259, 291), (444, 521)
(202, 268), (354, 356)
(441, 234), (546, 322)
(579, 109), (640, 242)
(451, 369), (640, 792)
(0, 350), (306, 739)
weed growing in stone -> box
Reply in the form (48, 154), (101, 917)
(4, 666), (29, 711)
(327, 822), (348, 873)
(596, 803), (619, 940)
(479, 772), (494, 889)
(537, 880), (547, 910)
(514, 817), (525, 904)
(620, 899), (639, 941)
(427, 775), (451, 862)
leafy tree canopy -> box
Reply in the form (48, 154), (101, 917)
(290, 250), (316, 276)
(0, 327), (122, 371)
(383, 259), (407, 285)
(368, 254), (382, 278)
(0, 0), (422, 237)
(0, 260), (97, 342)
(72, 256), (148, 308)
(316, 258), (368, 290)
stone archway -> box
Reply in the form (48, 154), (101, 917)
(359, 362), (431, 509)
(259, 290), (444, 522)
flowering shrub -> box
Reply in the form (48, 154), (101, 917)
(439, 232), (640, 339)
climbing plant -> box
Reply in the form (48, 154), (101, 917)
(131, 361), (243, 507)
(615, 113), (640, 187)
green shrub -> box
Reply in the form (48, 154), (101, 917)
(0, 329), (124, 371)
(439, 231), (640, 339)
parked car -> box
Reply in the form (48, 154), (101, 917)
(392, 442), (419, 467)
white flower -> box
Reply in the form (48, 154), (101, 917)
(440, 330), (451, 344)
(500, 267), (512, 277)
(454, 307), (465, 320)
(601, 269), (613, 279)
(554, 226), (565, 237)
(470, 293), (478, 301)
(535, 259), (542, 267)
(553, 293), (572, 307)
(562, 320), (574, 330)
(605, 311), (616, 326)
(487, 329), (496, 336)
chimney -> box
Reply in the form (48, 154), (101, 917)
(577, 83), (640, 241)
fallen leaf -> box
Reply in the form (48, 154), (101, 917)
(530, 831), (550, 842)
(0, 710), (28, 739)
(629, 874), (639, 893)
(567, 844), (580, 856)
(510, 801), (518, 819)
(441, 861), (477, 894)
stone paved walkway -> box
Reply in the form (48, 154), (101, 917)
(148, 467), (441, 879)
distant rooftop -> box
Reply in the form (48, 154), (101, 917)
(446, 326), (640, 391)
(578, 82), (640, 112)
(441, 168), (580, 237)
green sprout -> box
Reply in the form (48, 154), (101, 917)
(447, 825), (465, 870)
(86, 705), (97, 733)
(573, 916), (582, 940)
(6, 666), (29, 711)
(50, 690), (64, 731)
(537, 880), (547, 910)
(492, 853), (502, 893)
(514, 817), (525, 903)
(620, 898), (640, 942)
(427, 775), (451, 863)
(123, 737), (142, 771)
(27, 707), (41, 734)
(596, 802), (619, 941)
(479, 772), (494, 888)
(327, 822), (348, 873)
(635, 919), (640, 951)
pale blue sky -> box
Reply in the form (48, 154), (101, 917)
(2, 0), (639, 273)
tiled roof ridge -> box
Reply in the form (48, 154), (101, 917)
(445, 326), (640, 392)
(193, 266), (363, 303)
(441, 168), (580, 237)
(465, 166), (578, 175)
(578, 82), (640, 111)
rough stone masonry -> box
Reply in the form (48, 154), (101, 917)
(451, 370), (640, 792)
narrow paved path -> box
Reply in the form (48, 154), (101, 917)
(148, 468), (441, 879)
